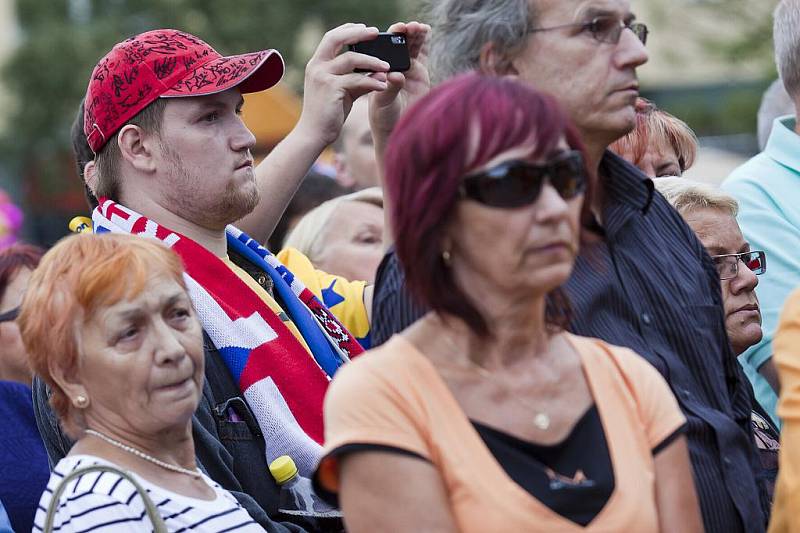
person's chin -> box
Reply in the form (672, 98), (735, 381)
(226, 185), (260, 221)
(731, 326), (763, 354)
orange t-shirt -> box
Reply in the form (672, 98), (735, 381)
(317, 333), (686, 532)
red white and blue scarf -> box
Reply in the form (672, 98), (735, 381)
(92, 198), (364, 474)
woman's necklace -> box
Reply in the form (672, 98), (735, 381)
(466, 364), (552, 431)
(435, 323), (555, 431)
(85, 429), (202, 479)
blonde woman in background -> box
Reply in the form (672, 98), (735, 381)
(654, 177), (780, 501)
(283, 188), (383, 283)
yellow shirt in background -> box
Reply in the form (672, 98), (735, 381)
(222, 248), (371, 351)
(277, 247), (371, 348)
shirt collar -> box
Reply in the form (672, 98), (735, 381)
(600, 150), (655, 214)
(764, 115), (800, 172)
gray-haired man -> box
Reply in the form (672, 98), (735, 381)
(370, 1), (769, 531)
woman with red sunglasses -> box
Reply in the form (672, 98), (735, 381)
(313, 73), (702, 532)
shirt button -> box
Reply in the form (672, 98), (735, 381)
(723, 456), (732, 466)
(682, 389), (691, 400)
(641, 313), (651, 325)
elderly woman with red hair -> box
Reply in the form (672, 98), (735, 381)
(22, 234), (271, 532)
(314, 74), (702, 532)
(610, 98), (698, 178)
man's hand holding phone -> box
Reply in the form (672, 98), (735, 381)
(295, 23), (392, 149)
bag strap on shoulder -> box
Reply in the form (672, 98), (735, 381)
(43, 464), (168, 533)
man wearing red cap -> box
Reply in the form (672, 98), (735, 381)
(32, 24), (427, 530)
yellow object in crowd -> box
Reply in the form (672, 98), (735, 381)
(269, 455), (298, 485)
(68, 216), (93, 234)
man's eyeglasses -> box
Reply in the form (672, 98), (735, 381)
(711, 251), (767, 281)
(460, 151), (587, 209)
(0, 306), (19, 323)
(529, 16), (649, 46)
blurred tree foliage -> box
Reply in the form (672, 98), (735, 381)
(690, 0), (777, 76)
(0, 0), (407, 194)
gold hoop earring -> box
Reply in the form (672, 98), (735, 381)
(73, 395), (89, 409)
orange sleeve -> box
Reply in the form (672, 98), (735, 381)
(317, 349), (431, 494)
(770, 289), (800, 533)
(618, 346), (687, 450)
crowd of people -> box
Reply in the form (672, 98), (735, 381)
(3, 0), (800, 531)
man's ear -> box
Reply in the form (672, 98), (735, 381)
(478, 41), (519, 77)
(83, 160), (98, 195)
(117, 124), (157, 173)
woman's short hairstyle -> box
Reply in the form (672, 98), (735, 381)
(384, 72), (591, 337)
(610, 98), (698, 173)
(0, 243), (44, 303)
(18, 233), (187, 438)
(654, 177), (739, 218)
(774, 0), (800, 98)
(282, 187), (383, 259)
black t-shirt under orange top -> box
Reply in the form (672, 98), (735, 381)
(472, 405), (686, 527)
(473, 406), (614, 527)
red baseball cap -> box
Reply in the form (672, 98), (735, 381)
(84, 29), (285, 153)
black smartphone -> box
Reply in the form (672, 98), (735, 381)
(349, 32), (410, 72)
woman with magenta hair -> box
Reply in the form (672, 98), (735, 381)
(313, 74), (703, 531)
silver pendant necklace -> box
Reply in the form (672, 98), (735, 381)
(85, 429), (202, 479)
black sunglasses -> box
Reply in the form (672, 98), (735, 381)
(460, 151), (587, 208)
(0, 306), (19, 323)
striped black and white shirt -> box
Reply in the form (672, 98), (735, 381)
(371, 151), (770, 532)
(33, 455), (264, 532)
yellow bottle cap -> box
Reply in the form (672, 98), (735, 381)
(68, 216), (93, 234)
(269, 455), (298, 485)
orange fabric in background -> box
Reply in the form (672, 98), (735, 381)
(242, 84), (301, 150)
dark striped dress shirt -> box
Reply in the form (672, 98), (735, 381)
(371, 151), (768, 532)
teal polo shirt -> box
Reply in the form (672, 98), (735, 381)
(723, 115), (800, 427)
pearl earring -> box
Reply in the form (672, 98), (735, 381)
(74, 395), (89, 409)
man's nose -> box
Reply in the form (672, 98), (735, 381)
(231, 117), (257, 152)
(615, 26), (649, 70)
